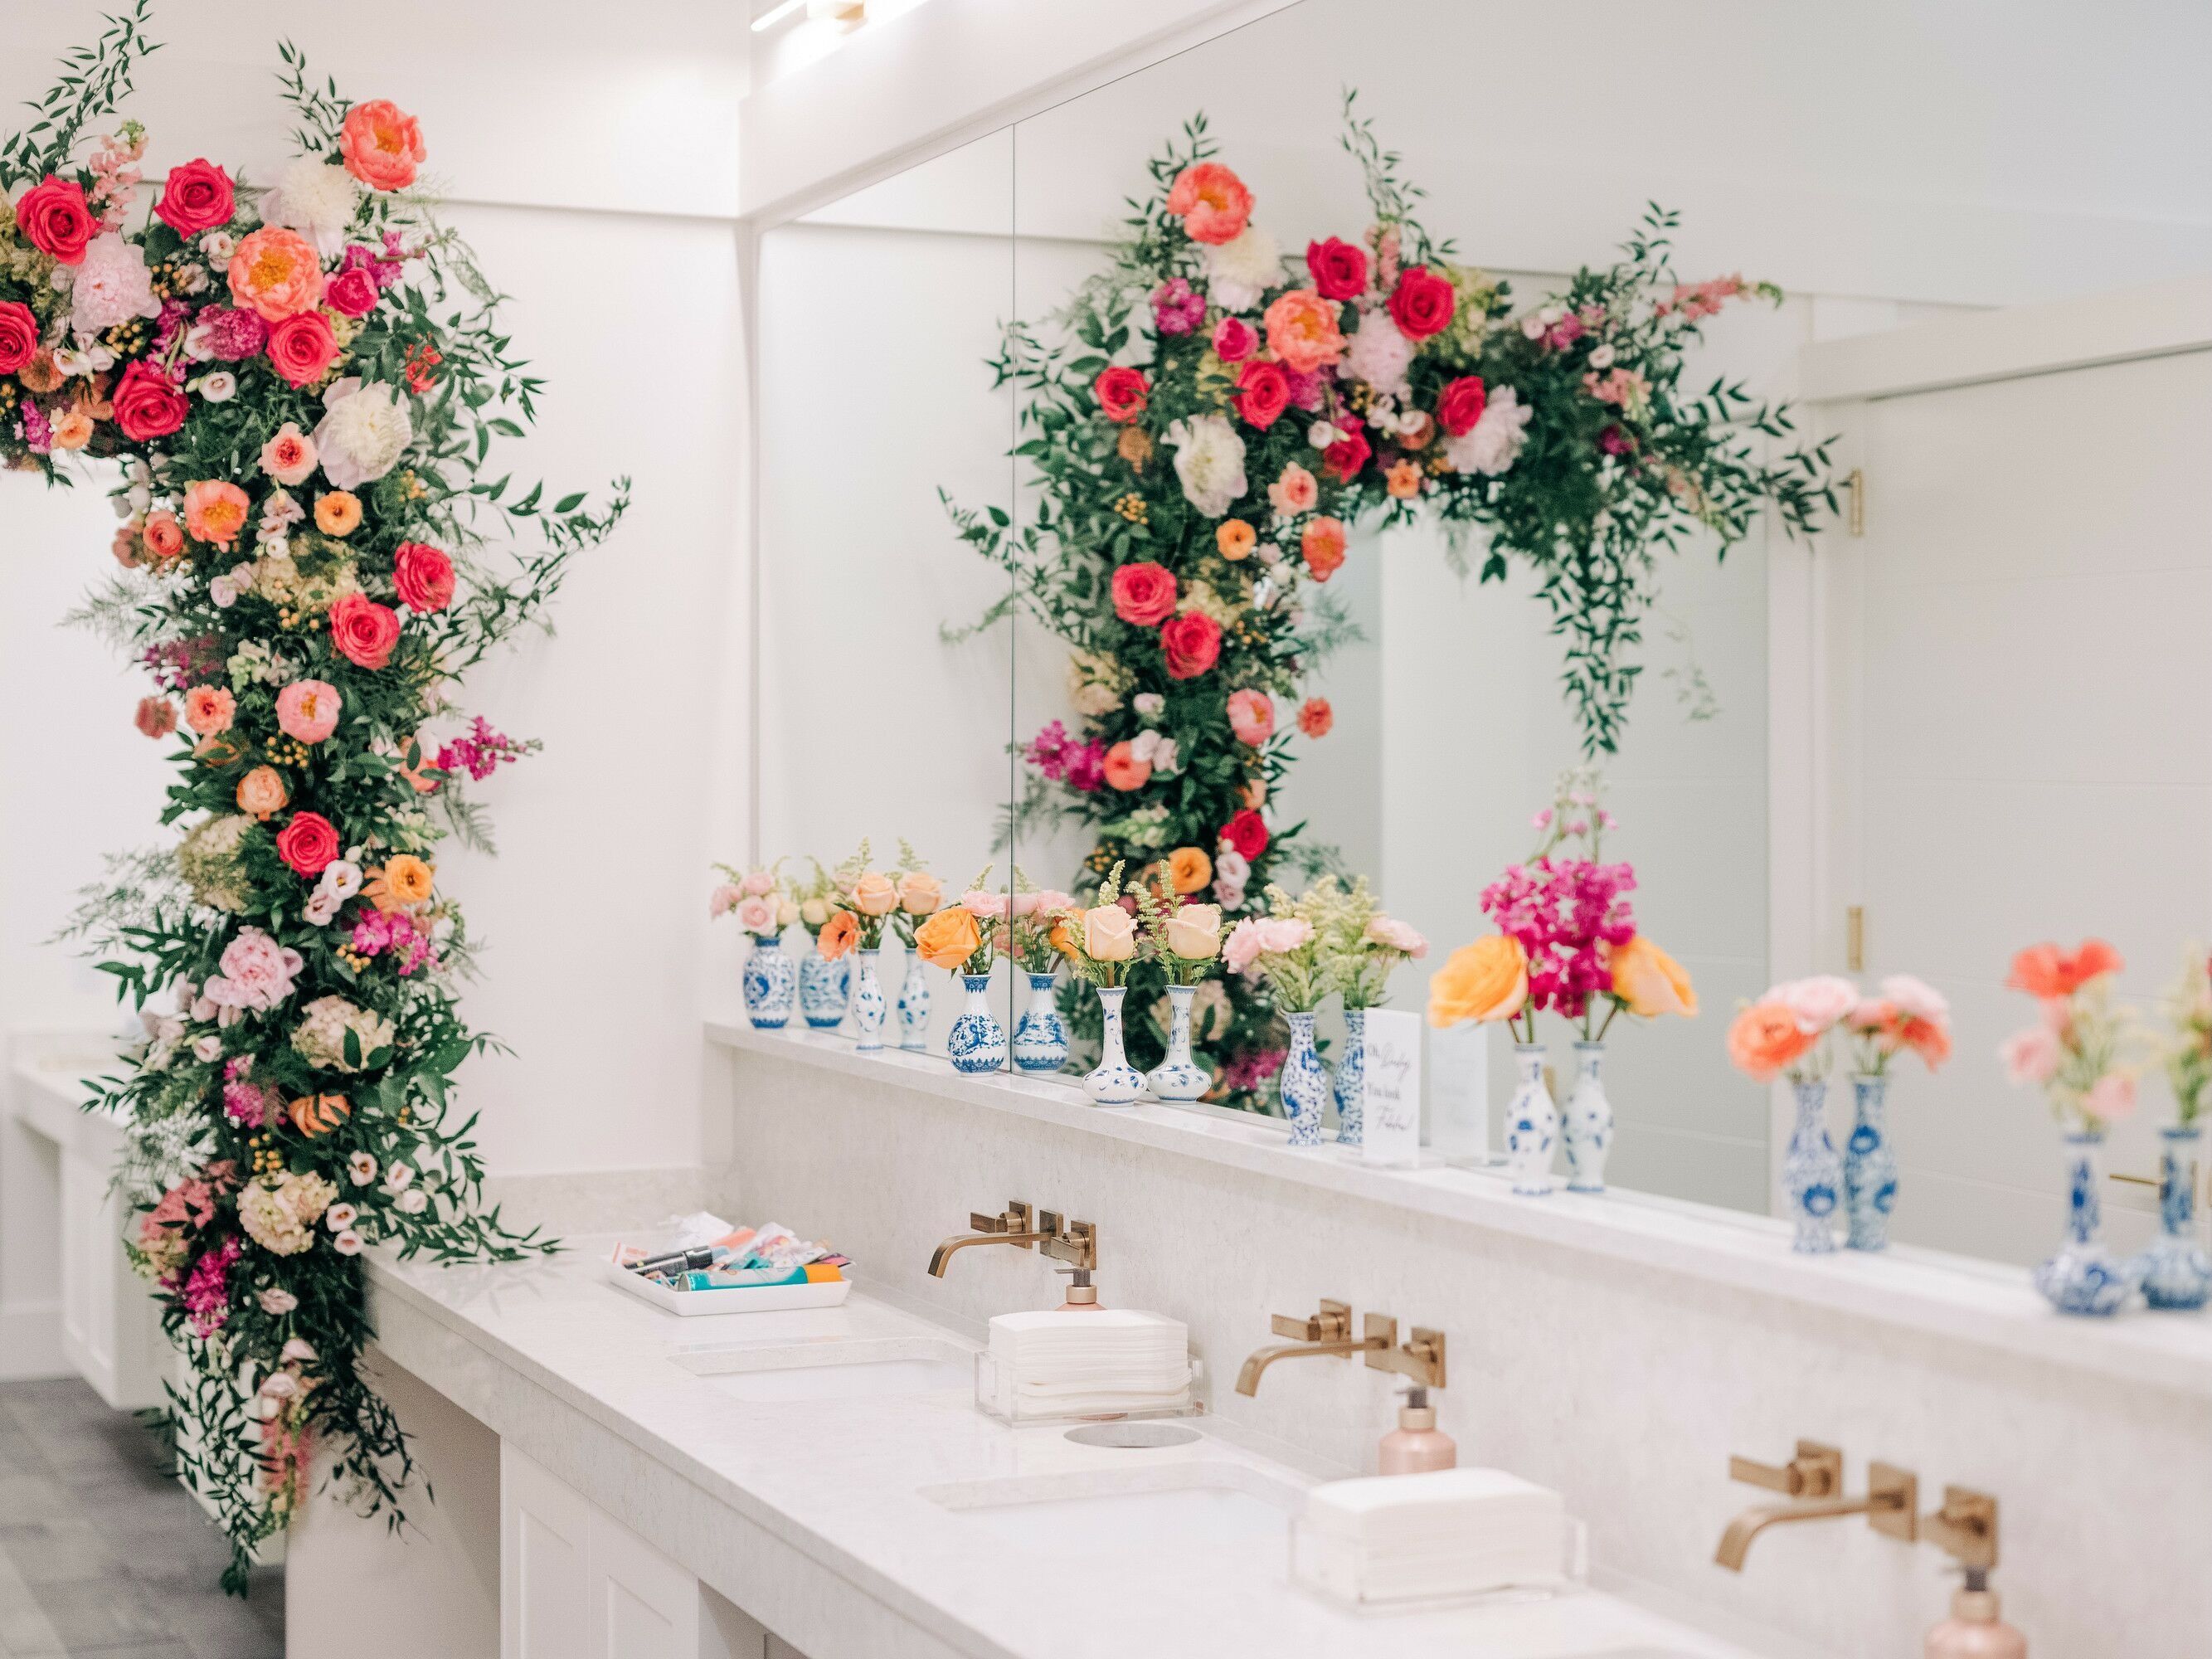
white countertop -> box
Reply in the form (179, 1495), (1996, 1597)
(369, 1238), (1806, 1659)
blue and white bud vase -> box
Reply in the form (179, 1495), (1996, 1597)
(1011, 971), (1069, 1073)
(1147, 982), (1211, 1102)
(1563, 1039), (1612, 1193)
(798, 944), (850, 1029)
(1783, 1078), (1842, 1252)
(1331, 1008), (1367, 1146)
(897, 951), (932, 1052)
(1083, 985), (1145, 1106)
(1843, 1073), (1898, 1251)
(741, 933), (795, 1030)
(2136, 1125), (2210, 1311)
(2033, 1131), (2142, 1315)
(946, 974), (1006, 1074)
(1281, 1011), (1329, 1148)
(850, 948), (887, 1053)
(1505, 1043), (1559, 1195)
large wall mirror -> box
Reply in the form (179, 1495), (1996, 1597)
(756, 0), (2212, 1270)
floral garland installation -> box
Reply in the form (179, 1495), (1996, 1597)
(5, 9), (624, 1590)
(947, 103), (1831, 1102)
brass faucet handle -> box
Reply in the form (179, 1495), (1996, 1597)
(1270, 1297), (1353, 1342)
(967, 1212), (1009, 1233)
(1728, 1440), (1844, 1498)
(1386, 1326), (1447, 1389)
(1039, 1217), (1098, 1270)
(1923, 1486), (1998, 1569)
(967, 1199), (1035, 1238)
(1867, 1462), (1920, 1544)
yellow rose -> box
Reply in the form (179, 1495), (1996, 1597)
(1083, 903), (1137, 962)
(1609, 935), (1697, 1019)
(1427, 935), (1528, 1028)
(800, 897), (829, 928)
(850, 872), (898, 916)
(1167, 845), (1213, 895)
(775, 896), (800, 928)
(897, 871), (944, 915)
(1163, 903), (1223, 961)
(915, 904), (983, 971)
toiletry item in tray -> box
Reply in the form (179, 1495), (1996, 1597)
(605, 1220), (853, 1315)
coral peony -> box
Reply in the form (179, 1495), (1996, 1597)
(1301, 516), (1347, 581)
(226, 226), (325, 323)
(1427, 936), (1529, 1027)
(1111, 561), (1178, 626)
(339, 100), (426, 192)
(1262, 289), (1344, 375)
(1164, 162), (1252, 246)
(182, 480), (251, 548)
(275, 679), (342, 744)
(1227, 688), (1275, 746)
(1160, 611), (1221, 680)
(329, 595), (401, 670)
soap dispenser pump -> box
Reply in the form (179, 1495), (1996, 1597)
(1054, 1265), (1104, 1311)
(1378, 1384), (1456, 1475)
(1925, 1569), (2026, 1658)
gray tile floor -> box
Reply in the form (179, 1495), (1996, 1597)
(0, 1379), (283, 1657)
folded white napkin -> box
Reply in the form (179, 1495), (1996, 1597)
(987, 1309), (1191, 1418)
(1300, 1468), (1568, 1603)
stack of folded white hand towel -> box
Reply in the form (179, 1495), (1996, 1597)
(1296, 1467), (1570, 1604)
(985, 1309), (1191, 1420)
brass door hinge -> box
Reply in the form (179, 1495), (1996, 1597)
(1842, 468), (1865, 537)
(1846, 904), (1864, 972)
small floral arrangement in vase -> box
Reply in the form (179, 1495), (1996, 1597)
(1135, 884), (1226, 1103)
(1008, 869), (1077, 1073)
(712, 864), (799, 1030)
(883, 842), (946, 1052)
(1054, 862), (1146, 1105)
(821, 841), (901, 1052)
(1728, 976), (1858, 1251)
(1317, 878), (1427, 1148)
(791, 859), (854, 1029)
(1835, 975), (1951, 1251)
(916, 869), (1008, 1074)
(2145, 949), (2212, 1309)
(1224, 883), (1336, 1147)
(2003, 939), (2146, 1315)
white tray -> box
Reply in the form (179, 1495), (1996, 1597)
(602, 1259), (853, 1316)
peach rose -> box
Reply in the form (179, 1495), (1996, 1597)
(314, 491), (362, 536)
(1427, 936), (1529, 1027)
(236, 765), (289, 821)
(1262, 289), (1344, 376)
(260, 422), (318, 485)
(1609, 936), (1697, 1019)
(182, 684), (235, 737)
(339, 100), (426, 192)
(1267, 462), (1319, 518)
(1227, 688), (1275, 747)
(142, 511), (184, 562)
(897, 871), (944, 915)
(1103, 740), (1153, 791)
(275, 679), (342, 745)
(1386, 459), (1424, 499)
(850, 872), (898, 916)
(1216, 520), (1256, 561)
(182, 480), (250, 548)
(915, 904), (983, 972)
(50, 408), (93, 450)
(1167, 846), (1213, 895)
(1726, 1001), (1817, 1082)
(226, 226), (326, 324)
(1083, 904), (1137, 962)
(1163, 903), (1223, 961)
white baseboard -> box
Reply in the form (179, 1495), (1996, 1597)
(0, 1299), (66, 1380)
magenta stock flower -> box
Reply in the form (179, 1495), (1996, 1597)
(181, 1237), (241, 1338)
(1479, 856), (1636, 1019)
(1152, 277), (1207, 337)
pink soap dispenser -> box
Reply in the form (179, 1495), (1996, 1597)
(1054, 1266), (1105, 1312)
(1925, 1569), (2027, 1658)
(1377, 1385), (1456, 1475)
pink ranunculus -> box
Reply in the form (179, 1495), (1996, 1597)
(1773, 975), (1859, 1035)
(275, 679), (343, 744)
(739, 869), (777, 896)
(962, 891), (1011, 921)
(709, 883), (741, 917)
(1366, 916), (1428, 959)
(2085, 1073), (2137, 1124)
(1259, 917), (1313, 955)
(733, 894), (780, 934)
(1223, 917), (1266, 975)
(260, 422), (318, 486)
(2000, 1025), (2061, 1087)
(1227, 688), (1275, 747)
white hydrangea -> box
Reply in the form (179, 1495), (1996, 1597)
(238, 1172), (339, 1257)
(290, 995), (396, 1073)
(69, 234), (162, 337)
(313, 379), (414, 489)
(1202, 225), (1282, 314)
(265, 158), (361, 258)
(1164, 413), (1248, 518)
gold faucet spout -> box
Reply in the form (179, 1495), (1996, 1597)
(926, 1230), (1052, 1277)
(1714, 1496), (1877, 1571)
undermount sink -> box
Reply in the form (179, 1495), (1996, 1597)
(921, 1464), (1305, 1573)
(674, 1336), (975, 1403)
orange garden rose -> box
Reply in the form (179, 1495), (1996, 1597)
(236, 765), (289, 821)
(817, 911), (859, 961)
(915, 904), (983, 972)
(1262, 289), (1345, 375)
(142, 511), (183, 561)
(1167, 845), (1213, 894)
(1608, 936), (1698, 1019)
(226, 226), (325, 323)
(1726, 1001), (1818, 1082)
(50, 407), (93, 450)
(1427, 935), (1529, 1027)
(182, 480), (251, 547)
(314, 491), (362, 536)
(1215, 520), (1256, 561)
(367, 854), (435, 912)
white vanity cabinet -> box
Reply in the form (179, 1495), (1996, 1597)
(502, 1444), (800, 1659)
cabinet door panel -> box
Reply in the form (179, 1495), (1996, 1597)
(503, 1446), (591, 1659)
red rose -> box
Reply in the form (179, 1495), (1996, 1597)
(1220, 807), (1269, 862)
(1232, 360), (1291, 431)
(392, 542), (455, 613)
(266, 312), (339, 388)
(110, 361), (190, 442)
(152, 158), (235, 237)
(0, 301), (39, 376)
(324, 268), (378, 319)
(276, 811), (341, 878)
(1111, 561), (1178, 627)
(1387, 265), (1457, 341)
(1094, 365), (1150, 425)
(1159, 611), (1221, 681)
(1435, 375), (1487, 437)
(15, 176), (95, 265)
(1305, 237), (1369, 302)
(329, 594), (402, 670)
(1322, 419), (1371, 482)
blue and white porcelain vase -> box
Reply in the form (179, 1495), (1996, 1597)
(896, 951), (932, 1052)
(2137, 1125), (2210, 1311)
(1280, 1011), (1329, 1148)
(1563, 1039), (1612, 1193)
(1011, 971), (1069, 1073)
(741, 932), (795, 1030)
(1843, 1073), (1898, 1251)
(1147, 982), (1211, 1103)
(1082, 985), (1145, 1106)
(2032, 1131), (2142, 1315)
(797, 943), (850, 1029)
(1505, 1043), (1559, 1195)
(849, 948), (887, 1053)
(1782, 1078), (1842, 1253)
(946, 974), (1006, 1074)
(1331, 1007), (1367, 1146)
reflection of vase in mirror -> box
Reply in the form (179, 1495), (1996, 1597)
(2137, 1126), (2210, 1311)
(946, 974), (1007, 1074)
(1148, 983), (1211, 1102)
(1083, 985), (1145, 1106)
(1331, 1009), (1366, 1146)
(2033, 1131), (2142, 1315)
(1563, 1040), (1612, 1193)
(1843, 1074), (1898, 1251)
(1012, 971), (1070, 1073)
(1280, 1013), (1328, 1149)
(1783, 1080), (1842, 1252)
(1505, 1044), (1559, 1195)
(741, 934), (795, 1030)
(850, 949), (887, 1053)
(897, 952), (931, 1052)
(798, 946), (849, 1030)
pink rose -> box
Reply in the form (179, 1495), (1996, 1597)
(734, 895), (780, 934)
(329, 594), (402, 670)
(962, 891), (1011, 921)
(324, 267), (378, 319)
(1999, 1025), (2060, 1087)
(275, 679), (343, 745)
(339, 100), (427, 192)
(1878, 973), (1948, 1023)
(739, 869), (777, 896)
(1223, 917), (1266, 975)
(267, 312), (339, 387)
(275, 811), (341, 878)
(0, 301), (37, 376)
(1773, 975), (1858, 1034)
(1366, 916), (1428, 958)
(1259, 917), (1313, 955)
(391, 542), (455, 613)
(1227, 688), (1275, 747)
(15, 176), (95, 265)
(111, 362), (189, 442)
(709, 883), (741, 917)
(153, 159), (236, 237)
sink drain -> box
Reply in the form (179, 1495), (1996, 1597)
(1064, 1422), (1202, 1449)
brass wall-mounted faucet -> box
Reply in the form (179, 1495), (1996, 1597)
(1233, 1300), (1448, 1397)
(926, 1199), (1098, 1284)
(1714, 1441), (1917, 1571)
